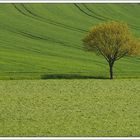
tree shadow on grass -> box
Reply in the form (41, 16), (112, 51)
(41, 74), (109, 80)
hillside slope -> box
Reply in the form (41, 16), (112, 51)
(0, 4), (140, 79)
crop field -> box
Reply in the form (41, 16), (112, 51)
(0, 79), (140, 136)
(0, 4), (140, 79)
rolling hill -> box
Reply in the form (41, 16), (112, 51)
(0, 3), (140, 79)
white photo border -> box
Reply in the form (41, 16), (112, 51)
(0, 0), (140, 3)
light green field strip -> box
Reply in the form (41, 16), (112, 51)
(0, 79), (140, 136)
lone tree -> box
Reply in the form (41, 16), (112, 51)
(83, 21), (140, 79)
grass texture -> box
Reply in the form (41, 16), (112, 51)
(0, 79), (140, 136)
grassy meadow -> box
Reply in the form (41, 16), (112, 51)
(0, 79), (140, 136)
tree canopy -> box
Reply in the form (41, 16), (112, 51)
(83, 21), (140, 79)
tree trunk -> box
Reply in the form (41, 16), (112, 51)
(109, 62), (114, 80)
(109, 65), (113, 79)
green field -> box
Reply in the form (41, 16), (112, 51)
(0, 4), (140, 79)
(0, 79), (140, 136)
(0, 4), (140, 137)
